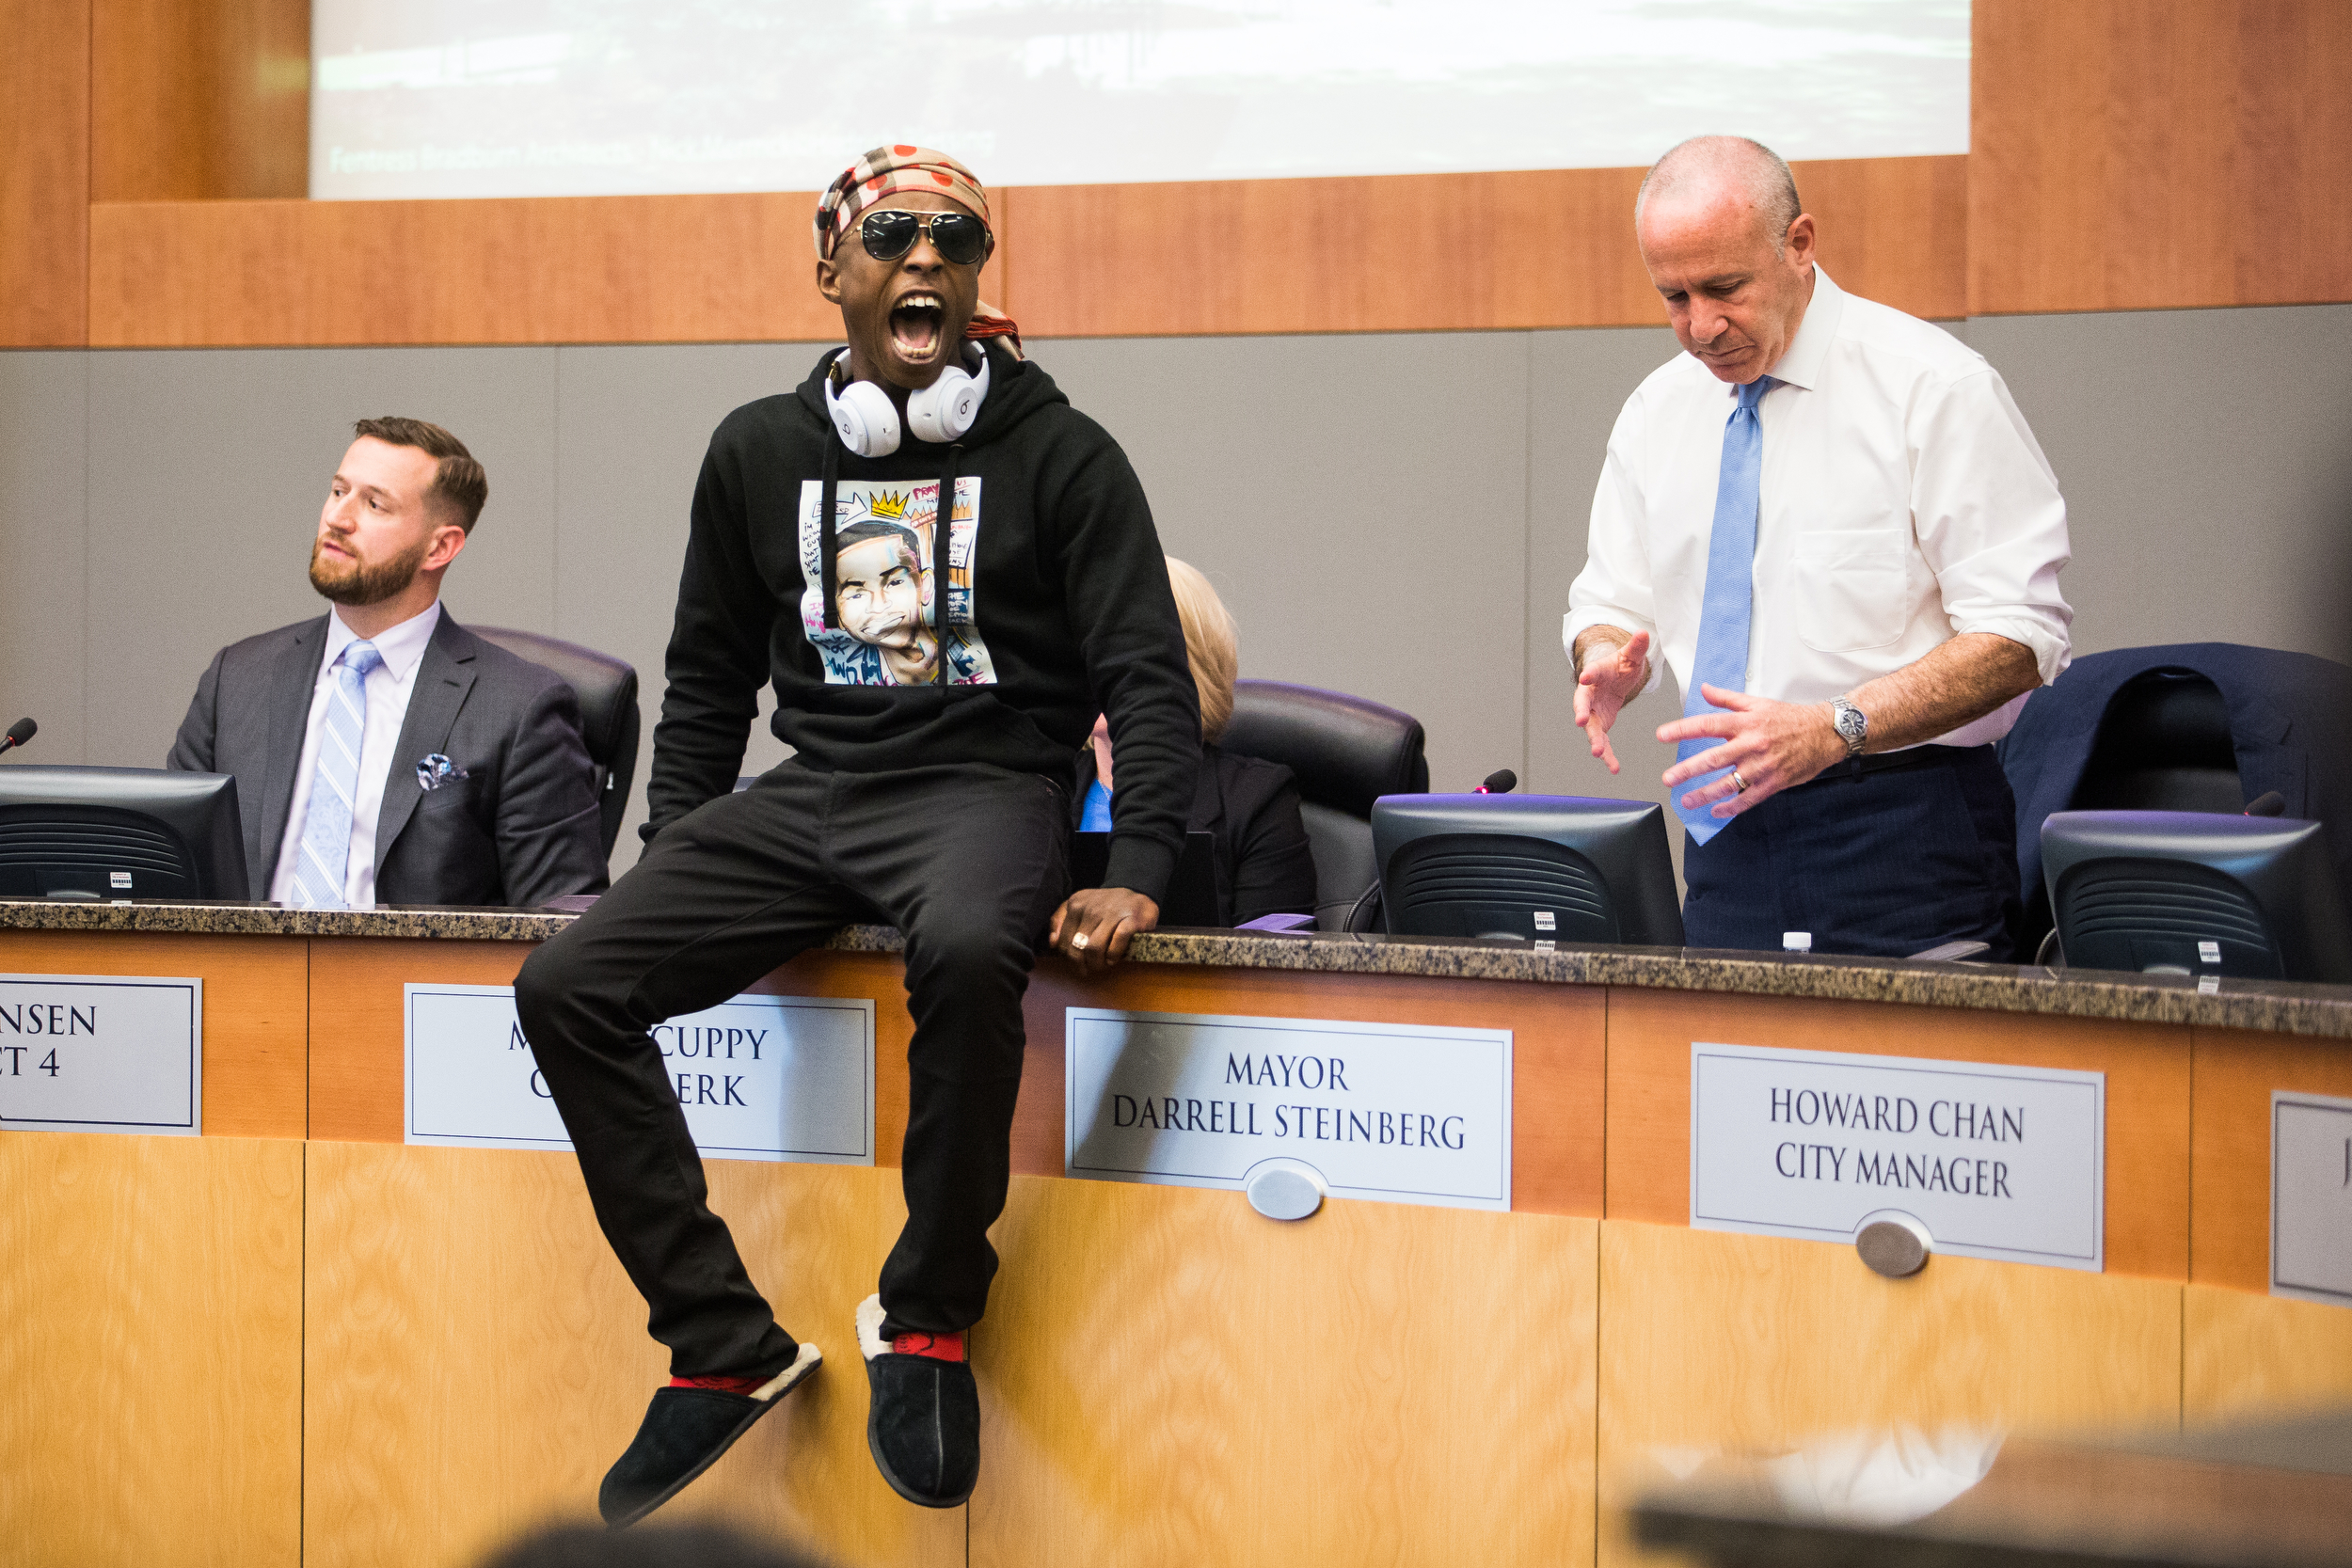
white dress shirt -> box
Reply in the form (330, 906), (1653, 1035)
(269, 600), (443, 908)
(1565, 269), (2073, 749)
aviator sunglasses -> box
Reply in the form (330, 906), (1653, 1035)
(856, 208), (992, 266)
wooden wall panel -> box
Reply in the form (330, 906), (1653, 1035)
(1019, 963), (1607, 1217)
(1603, 989), (2194, 1280)
(1596, 1219), (2182, 1568)
(0, 929), (308, 1137)
(91, 0), (309, 202)
(2187, 1025), (2352, 1291)
(2183, 1282), (2352, 1420)
(0, 1131), (303, 1566)
(0, 0), (90, 345)
(975, 1174), (1598, 1568)
(1002, 156), (1964, 338)
(1970, 0), (2352, 315)
(87, 190), (1011, 347)
(304, 1142), (961, 1568)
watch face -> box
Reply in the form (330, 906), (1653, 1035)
(1836, 705), (1867, 744)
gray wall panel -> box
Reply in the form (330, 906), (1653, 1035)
(1969, 303), (2352, 666)
(86, 347), (560, 769)
(553, 342), (824, 871)
(1522, 325), (1689, 878)
(12, 300), (2343, 905)
(0, 353), (88, 767)
(1029, 332), (1534, 792)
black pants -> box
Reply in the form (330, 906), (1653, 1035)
(514, 761), (1070, 1379)
(1680, 745), (2021, 960)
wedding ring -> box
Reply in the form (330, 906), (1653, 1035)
(1730, 769), (1750, 794)
(1072, 932), (1089, 950)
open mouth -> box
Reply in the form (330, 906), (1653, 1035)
(888, 293), (946, 361)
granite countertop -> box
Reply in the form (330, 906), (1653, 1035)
(6, 896), (2352, 1039)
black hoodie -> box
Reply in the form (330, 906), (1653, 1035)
(643, 341), (1201, 901)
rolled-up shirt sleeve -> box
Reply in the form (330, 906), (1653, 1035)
(1912, 367), (2074, 687)
(1564, 402), (1666, 698)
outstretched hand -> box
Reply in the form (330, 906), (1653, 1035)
(1049, 886), (1159, 975)
(1656, 685), (1848, 820)
(1574, 630), (1652, 774)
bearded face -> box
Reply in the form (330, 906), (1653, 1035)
(309, 527), (434, 606)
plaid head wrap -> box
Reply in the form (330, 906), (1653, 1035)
(814, 146), (993, 260)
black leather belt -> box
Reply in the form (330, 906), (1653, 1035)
(1803, 743), (1989, 785)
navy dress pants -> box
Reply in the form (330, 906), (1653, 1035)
(1680, 744), (2021, 960)
(514, 760), (1071, 1379)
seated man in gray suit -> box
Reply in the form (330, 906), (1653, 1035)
(169, 417), (607, 909)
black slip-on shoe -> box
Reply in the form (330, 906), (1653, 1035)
(857, 1294), (979, 1509)
(598, 1341), (821, 1528)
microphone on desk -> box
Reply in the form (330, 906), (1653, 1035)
(1476, 768), (1517, 795)
(2245, 791), (2286, 817)
(0, 717), (35, 755)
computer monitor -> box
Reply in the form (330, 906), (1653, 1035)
(2041, 810), (2352, 982)
(0, 766), (249, 901)
(1371, 793), (1684, 945)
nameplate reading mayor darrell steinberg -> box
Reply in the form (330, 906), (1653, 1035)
(0, 973), (202, 1136)
(1691, 1041), (2104, 1271)
(405, 984), (874, 1164)
(1066, 1007), (1511, 1212)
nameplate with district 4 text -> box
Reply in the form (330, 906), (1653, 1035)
(1065, 1007), (1511, 1212)
(1691, 1041), (2104, 1271)
(0, 973), (201, 1136)
(2273, 1089), (2352, 1307)
(405, 985), (874, 1164)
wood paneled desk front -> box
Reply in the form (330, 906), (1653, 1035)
(3, 901), (2348, 1568)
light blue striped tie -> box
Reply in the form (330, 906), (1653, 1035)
(292, 641), (383, 909)
(1676, 376), (1774, 847)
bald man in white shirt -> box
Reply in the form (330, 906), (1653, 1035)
(1566, 137), (2072, 958)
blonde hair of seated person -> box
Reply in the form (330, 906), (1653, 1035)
(1163, 557), (1237, 744)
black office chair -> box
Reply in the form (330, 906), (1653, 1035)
(1221, 680), (1429, 931)
(472, 626), (641, 863)
(2071, 672), (2243, 814)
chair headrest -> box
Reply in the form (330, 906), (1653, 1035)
(471, 626), (639, 766)
(1222, 680), (1429, 816)
(2095, 671), (2234, 768)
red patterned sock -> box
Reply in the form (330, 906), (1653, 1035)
(891, 1330), (966, 1364)
(669, 1371), (771, 1395)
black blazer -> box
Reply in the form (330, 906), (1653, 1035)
(167, 610), (609, 908)
(1073, 741), (1318, 927)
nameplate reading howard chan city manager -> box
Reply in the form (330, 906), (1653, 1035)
(1690, 1041), (2104, 1271)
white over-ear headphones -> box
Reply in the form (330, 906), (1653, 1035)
(823, 345), (991, 458)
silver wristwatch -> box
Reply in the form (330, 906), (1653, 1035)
(1829, 695), (1868, 758)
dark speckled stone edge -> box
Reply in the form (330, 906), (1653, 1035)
(5, 898), (2351, 1039)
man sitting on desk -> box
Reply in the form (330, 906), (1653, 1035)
(1566, 137), (2073, 958)
(168, 417), (606, 909)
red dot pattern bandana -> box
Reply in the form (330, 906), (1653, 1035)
(814, 145), (993, 260)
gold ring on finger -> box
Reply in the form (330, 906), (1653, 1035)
(1730, 769), (1750, 794)
(1072, 932), (1089, 950)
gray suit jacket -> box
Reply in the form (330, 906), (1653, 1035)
(167, 610), (608, 908)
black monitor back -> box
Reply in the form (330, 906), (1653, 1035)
(0, 766), (248, 901)
(2042, 809), (2352, 982)
(1371, 794), (1684, 945)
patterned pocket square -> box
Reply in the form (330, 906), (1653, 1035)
(415, 752), (471, 791)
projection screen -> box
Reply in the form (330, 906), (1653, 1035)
(310, 0), (1970, 201)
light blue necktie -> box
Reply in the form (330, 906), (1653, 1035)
(293, 641), (383, 909)
(1676, 376), (1774, 847)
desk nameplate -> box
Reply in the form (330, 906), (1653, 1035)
(1065, 1006), (1512, 1212)
(1691, 1041), (2105, 1271)
(2273, 1089), (2352, 1307)
(405, 984), (875, 1164)
(0, 972), (202, 1136)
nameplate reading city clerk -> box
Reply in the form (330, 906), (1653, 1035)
(404, 983), (875, 1165)
(1065, 1007), (1512, 1212)
(1690, 1041), (2106, 1271)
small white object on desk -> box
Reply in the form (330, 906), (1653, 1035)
(1784, 931), (1813, 953)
